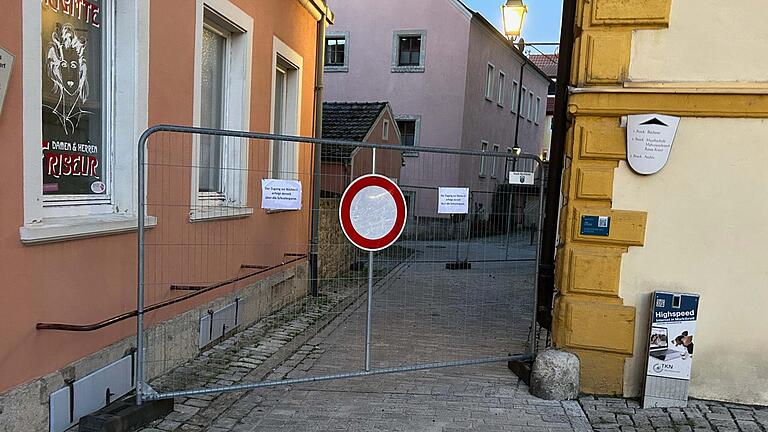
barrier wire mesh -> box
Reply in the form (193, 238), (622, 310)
(136, 126), (546, 401)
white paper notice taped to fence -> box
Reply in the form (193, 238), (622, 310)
(438, 187), (469, 214)
(261, 179), (302, 210)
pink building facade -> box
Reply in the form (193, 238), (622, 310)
(323, 0), (551, 217)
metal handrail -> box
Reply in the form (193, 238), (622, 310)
(36, 254), (306, 332)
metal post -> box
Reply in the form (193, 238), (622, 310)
(529, 163), (547, 355)
(135, 131), (148, 406)
(504, 181), (514, 260)
(506, 59), (525, 260)
(364, 148), (377, 371)
(365, 251), (373, 371)
(308, 9), (327, 297)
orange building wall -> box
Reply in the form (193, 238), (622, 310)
(0, 0), (321, 393)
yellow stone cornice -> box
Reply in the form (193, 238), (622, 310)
(568, 90), (768, 118)
(582, 0), (672, 29)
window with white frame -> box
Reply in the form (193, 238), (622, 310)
(382, 119), (390, 141)
(497, 71), (506, 107)
(22, 0), (150, 243)
(479, 141), (488, 177)
(520, 86), (527, 116)
(534, 96), (541, 124)
(324, 32), (348, 72)
(485, 63), (495, 100)
(491, 144), (500, 178)
(192, 4), (253, 218)
(272, 56), (300, 179)
(198, 21), (227, 198)
(392, 30), (426, 72)
(527, 91), (534, 121)
(511, 81), (519, 113)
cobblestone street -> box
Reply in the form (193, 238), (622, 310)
(136, 236), (767, 432)
(580, 396), (768, 432)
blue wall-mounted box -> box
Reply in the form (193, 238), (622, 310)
(580, 215), (610, 236)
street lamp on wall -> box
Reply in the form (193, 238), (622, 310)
(501, 0), (528, 40)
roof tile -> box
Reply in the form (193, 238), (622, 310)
(322, 102), (388, 160)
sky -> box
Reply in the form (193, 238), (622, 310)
(461, 0), (563, 53)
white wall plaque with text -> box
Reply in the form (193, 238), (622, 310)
(509, 171), (534, 185)
(627, 114), (680, 175)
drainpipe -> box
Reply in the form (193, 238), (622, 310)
(309, 2), (327, 297)
(537, 0), (578, 330)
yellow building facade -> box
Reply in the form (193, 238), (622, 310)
(553, 0), (768, 404)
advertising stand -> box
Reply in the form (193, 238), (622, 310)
(643, 291), (700, 408)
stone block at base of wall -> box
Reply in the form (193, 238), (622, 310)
(530, 349), (581, 401)
(0, 263), (308, 432)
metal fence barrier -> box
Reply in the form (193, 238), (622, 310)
(136, 125), (546, 403)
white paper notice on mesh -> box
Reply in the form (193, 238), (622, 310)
(261, 179), (302, 210)
(438, 187), (469, 214)
(349, 185), (397, 240)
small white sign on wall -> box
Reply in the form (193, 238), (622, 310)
(261, 179), (302, 210)
(627, 114), (680, 175)
(0, 45), (14, 116)
(438, 187), (469, 214)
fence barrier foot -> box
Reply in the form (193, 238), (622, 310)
(78, 396), (173, 432)
(445, 261), (472, 270)
(508, 357), (533, 386)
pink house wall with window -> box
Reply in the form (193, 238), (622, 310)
(323, 0), (551, 217)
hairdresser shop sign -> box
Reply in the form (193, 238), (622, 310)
(646, 291), (700, 380)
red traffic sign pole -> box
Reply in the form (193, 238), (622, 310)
(339, 174), (407, 252)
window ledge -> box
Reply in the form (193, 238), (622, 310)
(402, 151), (419, 157)
(189, 206), (254, 223)
(324, 65), (348, 73)
(20, 214), (157, 245)
(391, 65), (425, 73)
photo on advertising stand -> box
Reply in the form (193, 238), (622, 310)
(41, 0), (106, 197)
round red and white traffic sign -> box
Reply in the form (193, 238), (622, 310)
(339, 174), (407, 251)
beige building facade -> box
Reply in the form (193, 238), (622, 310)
(553, 0), (768, 405)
